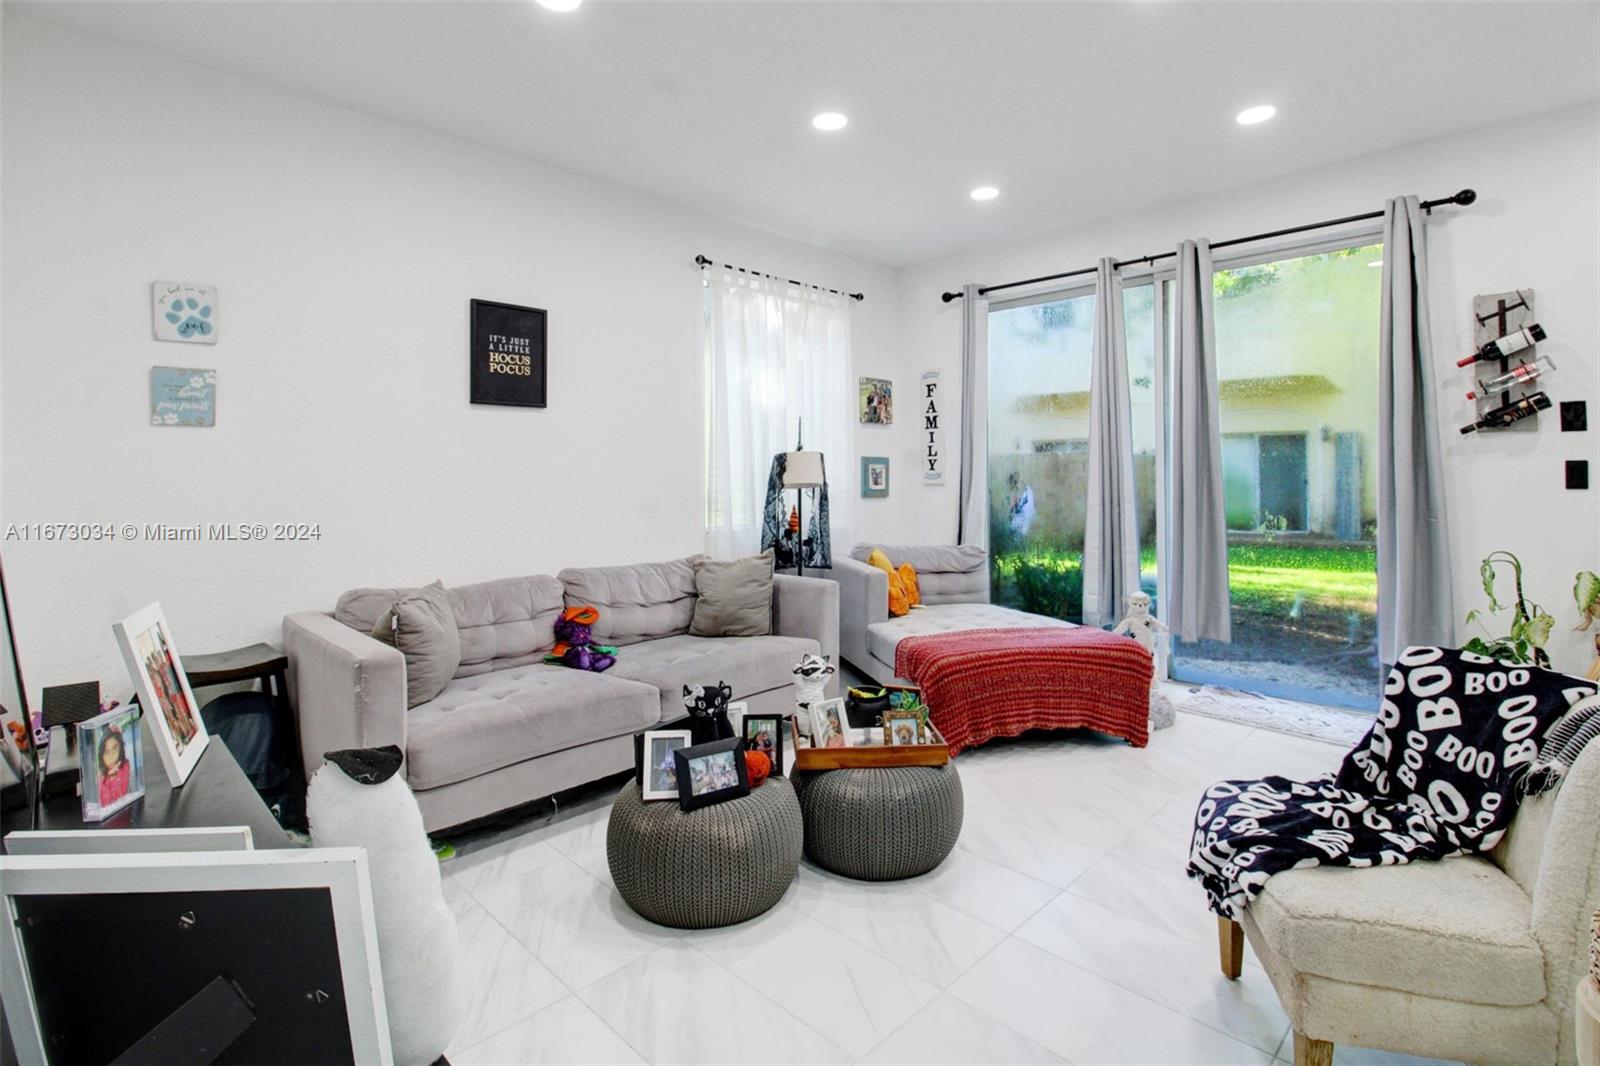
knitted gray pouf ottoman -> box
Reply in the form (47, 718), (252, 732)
(606, 776), (803, 929)
(794, 763), (964, 881)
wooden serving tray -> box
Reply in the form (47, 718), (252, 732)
(791, 717), (950, 771)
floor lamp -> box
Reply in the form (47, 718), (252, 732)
(782, 429), (825, 578)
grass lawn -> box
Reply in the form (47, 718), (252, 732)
(992, 541), (1377, 620)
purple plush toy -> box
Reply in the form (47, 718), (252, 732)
(544, 606), (617, 672)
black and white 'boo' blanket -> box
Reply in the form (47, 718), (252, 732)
(1187, 646), (1599, 918)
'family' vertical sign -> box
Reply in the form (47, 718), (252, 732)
(922, 370), (944, 484)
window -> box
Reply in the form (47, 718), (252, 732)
(703, 269), (852, 559)
(1170, 242), (1382, 708)
(983, 237), (1382, 711)
(986, 286), (1157, 622)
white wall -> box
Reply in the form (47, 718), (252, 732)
(0, 16), (901, 697)
(887, 103), (1600, 673)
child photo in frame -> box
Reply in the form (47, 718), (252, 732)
(76, 705), (145, 821)
(809, 697), (851, 749)
(639, 729), (692, 801)
(741, 713), (786, 776)
(112, 603), (208, 786)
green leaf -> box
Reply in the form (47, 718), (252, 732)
(1480, 557), (1502, 611)
(1575, 570), (1600, 612)
(1526, 610), (1555, 648)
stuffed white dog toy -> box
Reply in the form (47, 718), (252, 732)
(1112, 592), (1175, 732)
(308, 746), (463, 1065)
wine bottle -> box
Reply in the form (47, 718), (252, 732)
(1456, 323), (1547, 367)
(1459, 391), (1552, 434)
(1466, 355), (1555, 400)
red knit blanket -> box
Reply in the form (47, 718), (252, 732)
(895, 627), (1154, 754)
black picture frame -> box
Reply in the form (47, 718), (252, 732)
(740, 713), (786, 778)
(469, 299), (547, 408)
(674, 738), (749, 812)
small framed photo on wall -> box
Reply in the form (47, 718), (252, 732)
(861, 456), (889, 498)
(470, 299), (547, 407)
(859, 377), (893, 424)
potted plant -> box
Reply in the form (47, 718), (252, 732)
(1463, 550), (1553, 667)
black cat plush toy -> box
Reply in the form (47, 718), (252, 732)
(682, 682), (735, 745)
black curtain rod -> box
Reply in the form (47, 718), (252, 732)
(696, 254), (864, 301)
(939, 189), (1477, 303)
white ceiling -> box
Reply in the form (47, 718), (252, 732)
(13, 0), (1599, 266)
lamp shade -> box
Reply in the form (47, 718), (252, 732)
(782, 451), (825, 487)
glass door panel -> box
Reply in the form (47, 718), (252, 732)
(1171, 243), (1383, 709)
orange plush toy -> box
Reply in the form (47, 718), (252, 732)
(865, 549), (921, 617)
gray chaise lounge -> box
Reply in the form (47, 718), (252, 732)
(284, 557), (837, 832)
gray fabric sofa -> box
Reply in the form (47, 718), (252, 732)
(284, 557), (838, 832)
(830, 543), (1072, 684)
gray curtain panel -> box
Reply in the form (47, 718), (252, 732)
(1167, 239), (1231, 644)
(957, 282), (987, 547)
(1082, 258), (1141, 627)
(1378, 195), (1454, 664)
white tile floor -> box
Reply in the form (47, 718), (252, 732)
(437, 708), (1459, 1066)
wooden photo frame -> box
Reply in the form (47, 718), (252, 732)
(674, 737), (749, 811)
(111, 603), (207, 787)
(882, 710), (923, 746)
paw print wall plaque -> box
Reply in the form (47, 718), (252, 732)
(152, 281), (217, 343)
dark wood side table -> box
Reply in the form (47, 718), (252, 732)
(182, 642), (301, 777)
(1, 724), (291, 849)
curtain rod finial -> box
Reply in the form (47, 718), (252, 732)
(941, 291), (962, 303)
(1454, 189), (1477, 206)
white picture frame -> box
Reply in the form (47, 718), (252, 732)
(809, 697), (852, 749)
(0, 847), (392, 1066)
(725, 700), (749, 740)
(3, 826), (255, 856)
(640, 729), (693, 801)
(111, 602), (208, 786)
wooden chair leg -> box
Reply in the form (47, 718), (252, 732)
(1292, 1030), (1333, 1066)
(1217, 916), (1244, 979)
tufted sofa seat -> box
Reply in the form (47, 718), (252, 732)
(285, 556), (837, 832)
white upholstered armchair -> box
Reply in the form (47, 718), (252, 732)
(1218, 741), (1600, 1065)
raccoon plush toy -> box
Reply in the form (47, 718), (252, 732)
(682, 682), (734, 744)
(792, 654), (836, 730)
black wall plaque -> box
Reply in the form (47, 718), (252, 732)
(470, 299), (547, 408)
(1567, 460), (1589, 490)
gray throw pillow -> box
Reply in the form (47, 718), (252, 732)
(371, 581), (461, 708)
(690, 551), (774, 638)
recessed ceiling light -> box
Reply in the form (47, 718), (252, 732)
(1235, 104), (1277, 126)
(536, 0), (581, 11)
(812, 112), (848, 132)
(970, 186), (1000, 202)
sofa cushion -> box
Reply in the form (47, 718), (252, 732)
(559, 557), (705, 646)
(405, 664), (658, 790)
(866, 603), (1075, 670)
(690, 551), (774, 637)
(850, 544), (987, 604)
(607, 633), (818, 723)
(1248, 856), (1546, 1008)
(333, 576), (565, 679)
(370, 581), (461, 707)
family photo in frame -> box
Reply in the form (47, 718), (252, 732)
(112, 603), (208, 786)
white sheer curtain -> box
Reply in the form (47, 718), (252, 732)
(704, 267), (852, 560)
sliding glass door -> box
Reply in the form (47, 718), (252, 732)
(986, 287), (1158, 622)
(1169, 243), (1383, 708)
(984, 238), (1383, 709)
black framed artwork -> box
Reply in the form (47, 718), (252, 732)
(469, 299), (547, 407)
